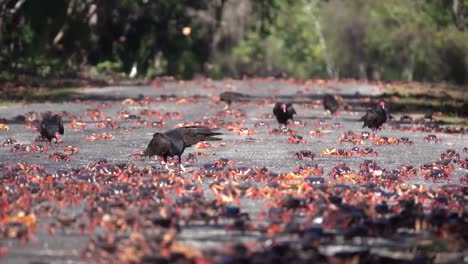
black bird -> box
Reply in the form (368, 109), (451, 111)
(40, 114), (64, 144)
(143, 126), (222, 167)
(360, 101), (387, 133)
(220, 91), (250, 109)
(323, 94), (340, 116)
(273, 102), (296, 128)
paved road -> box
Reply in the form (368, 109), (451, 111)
(0, 79), (466, 263)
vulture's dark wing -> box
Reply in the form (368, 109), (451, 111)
(286, 103), (296, 116)
(361, 108), (379, 128)
(171, 126), (222, 147)
(324, 94), (339, 113)
(272, 103), (283, 116)
(40, 120), (49, 137)
(144, 133), (179, 157)
(57, 116), (64, 135)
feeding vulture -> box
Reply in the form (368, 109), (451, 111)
(219, 91), (251, 109)
(323, 94), (341, 116)
(360, 101), (387, 132)
(143, 126), (222, 166)
(273, 102), (296, 128)
(40, 114), (64, 144)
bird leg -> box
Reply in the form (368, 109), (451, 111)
(178, 163), (187, 172)
(159, 156), (170, 170)
(175, 155), (187, 172)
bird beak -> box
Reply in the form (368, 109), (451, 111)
(142, 149), (149, 157)
(281, 104), (287, 112)
(380, 101), (385, 109)
(54, 132), (61, 141)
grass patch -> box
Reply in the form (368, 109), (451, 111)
(382, 82), (468, 118)
(385, 82), (468, 101)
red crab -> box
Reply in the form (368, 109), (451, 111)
(338, 131), (363, 145)
(233, 127), (254, 136)
(268, 128), (294, 135)
(291, 120), (306, 128)
(293, 150), (316, 160)
(423, 134), (442, 143)
(420, 165), (452, 182)
(63, 146), (80, 155)
(86, 133), (114, 141)
(48, 152), (71, 162)
(331, 122), (343, 129)
(399, 137), (415, 146)
(309, 130), (324, 137)
(321, 148), (352, 157)
(254, 122), (269, 128)
(287, 135), (307, 144)
(351, 147), (379, 157)
(373, 136), (400, 145)
(313, 120), (330, 128)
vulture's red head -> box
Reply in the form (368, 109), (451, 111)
(281, 104), (287, 112)
(379, 101), (385, 109)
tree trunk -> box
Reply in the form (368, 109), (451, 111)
(209, 0), (227, 62)
(451, 0), (466, 30)
(310, 9), (334, 78)
(305, 0), (335, 78)
(402, 56), (414, 82)
(358, 62), (367, 81)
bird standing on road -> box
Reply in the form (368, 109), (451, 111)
(143, 126), (222, 169)
(273, 102), (296, 129)
(219, 91), (251, 109)
(360, 101), (387, 134)
(40, 114), (64, 145)
(323, 94), (341, 117)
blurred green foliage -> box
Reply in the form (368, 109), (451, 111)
(0, 0), (466, 83)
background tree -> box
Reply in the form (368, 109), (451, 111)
(0, 0), (466, 84)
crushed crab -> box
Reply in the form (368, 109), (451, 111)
(195, 142), (213, 149)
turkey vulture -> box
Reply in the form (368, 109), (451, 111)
(143, 126), (222, 166)
(40, 114), (64, 144)
(273, 102), (296, 128)
(220, 91), (250, 109)
(360, 101), (387, 132)
(323, 94), (340, 116)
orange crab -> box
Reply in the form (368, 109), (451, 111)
(321, 148), (351, 157)
(233, 127), (254, 136)
(70, 120), (87, 129)
(121, 98), (139, 106)
(63, 145), (80, 155)
(195, 142), (213, 149)
(0, 123), (10, 131)
(287, 135), (307, 144)
(373, 136), (399, 145)
(86, 133), (114, 141)
(336, 173), (360, 184)
(309, 130), (324, 137)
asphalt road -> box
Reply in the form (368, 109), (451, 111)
(0, 79), (466, 263)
